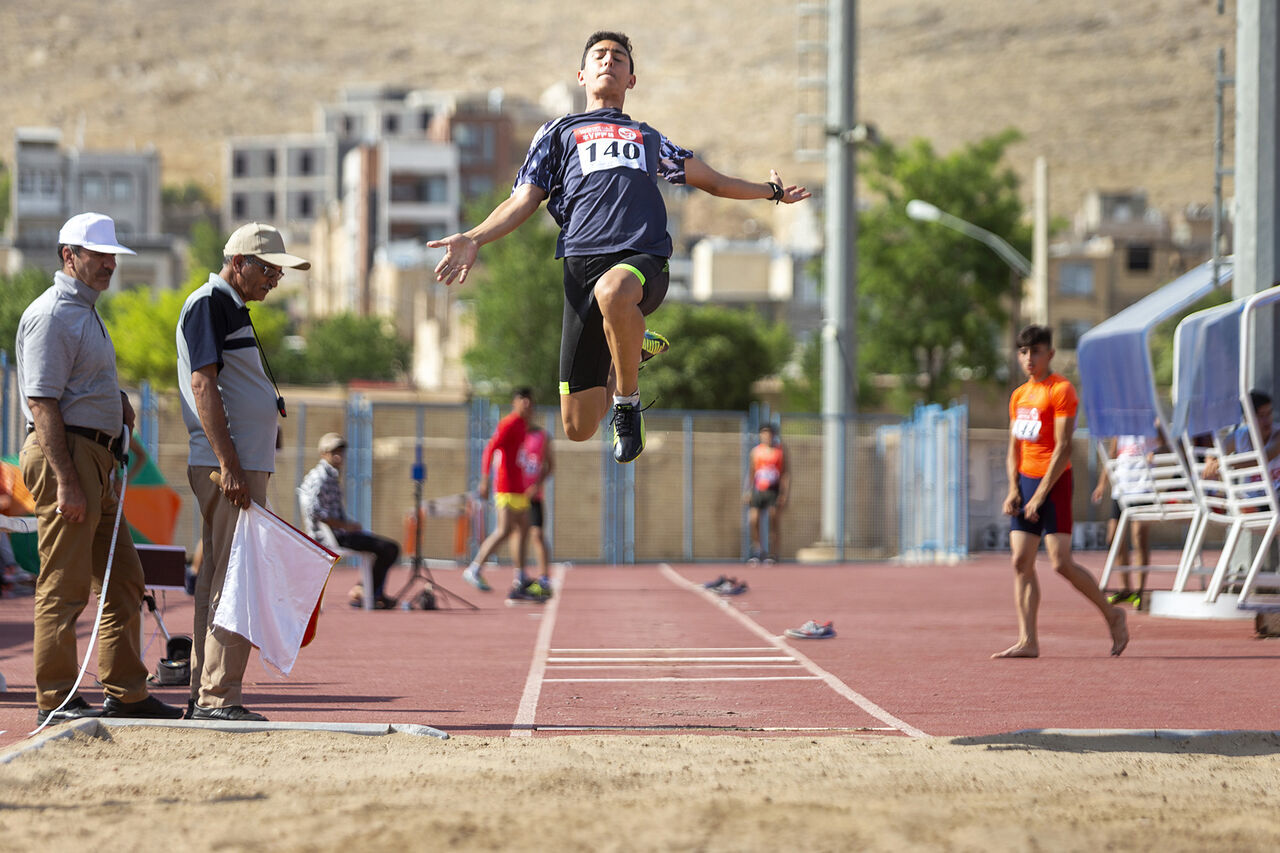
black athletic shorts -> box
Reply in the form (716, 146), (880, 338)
(559, 252), (670, 395)
(529, 498), (545, 529)
(750, 488), (780, 510)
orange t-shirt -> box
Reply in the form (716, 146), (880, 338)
(1008, 373), (1078, 478)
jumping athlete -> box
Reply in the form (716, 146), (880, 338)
(428, 30), (810, 463)
(996, 324), (1128, 659)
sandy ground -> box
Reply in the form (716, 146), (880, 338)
(3, 727), (1280, 851)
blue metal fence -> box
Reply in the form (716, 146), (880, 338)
(878, 402), (969, 564)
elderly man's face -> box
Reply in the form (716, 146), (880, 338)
(65, 247), (117, 292)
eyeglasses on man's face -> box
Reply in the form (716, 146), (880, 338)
(243, 255), (284, 280)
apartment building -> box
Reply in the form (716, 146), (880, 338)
(7, 127), (176, 288)
(1045, 190), (1225, 365)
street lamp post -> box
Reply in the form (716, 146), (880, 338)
(906, 199), (1033, 385)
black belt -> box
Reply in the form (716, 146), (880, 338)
(28, 423), (125, 459)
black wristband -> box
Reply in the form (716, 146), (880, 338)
(767, 181), (785, 203)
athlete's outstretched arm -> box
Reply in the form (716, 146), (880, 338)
(684, 158), (811, 205)
(427, 183), (549, 285)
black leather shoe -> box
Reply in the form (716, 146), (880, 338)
(191, 704), (268, 722)
(36, 695), (104, 725)
(102, 694), (184, 719)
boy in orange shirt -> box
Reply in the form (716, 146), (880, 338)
(995, 325), (1128, 659)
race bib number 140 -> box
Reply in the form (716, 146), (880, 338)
(574, 123), (647, 176)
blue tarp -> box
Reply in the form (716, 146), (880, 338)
(1169, 298), (1244, 440)
(1077, 259), (1233, 439)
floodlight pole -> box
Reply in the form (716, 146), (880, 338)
(820, 0), (858, 559)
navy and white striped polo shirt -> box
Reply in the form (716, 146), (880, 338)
(176, 274), (278, 472)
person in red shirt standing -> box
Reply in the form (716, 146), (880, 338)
(995, 325), (1128, 659)
(463, 388), (549, 601)
(744, 422), (788, 563)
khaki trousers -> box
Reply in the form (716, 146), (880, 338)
(20, 432), (148, 710)
(188, 465), (270, 709)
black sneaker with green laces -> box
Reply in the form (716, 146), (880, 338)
(611, 400), (648, 463)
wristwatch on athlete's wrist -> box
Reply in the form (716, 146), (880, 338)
(767, 181), (785, 203)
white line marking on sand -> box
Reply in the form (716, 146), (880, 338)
(510, 563), (567, 737)
(659, 563), (930, 738)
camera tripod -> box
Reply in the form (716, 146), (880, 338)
(392, 445), (477, 611)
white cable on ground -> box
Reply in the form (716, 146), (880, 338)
(28, 429), (131, 738)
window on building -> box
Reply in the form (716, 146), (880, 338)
(385, 114), (400, 134)
(1127, 244), (1152, 272)
(463, 174), (494, 198)
(18, 170), (36, 196)
(454, 123), (495, 165)
(1058, 262), (1094, 297)
(82, 174), (105, 200)
(110, 174), (132, 200)
(419, 110), (433, 131)
(233, 153), (247, 177)
(389, 172), (449, 204)
(299, 151), (314, 175)
(1058, 319), (1093, 350)
(265, 193), (276, 216)
(232, 193), (246, 218)
(39, 171), (59, 197)
(298, 193), (314, 218)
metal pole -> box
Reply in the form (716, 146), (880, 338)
(820, 0), (857, 551)
(683, 414), (694, 562)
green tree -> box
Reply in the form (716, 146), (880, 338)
(639, 302), (792, 411)
(460, 199), (564, 399)
(0, 268), (50, 356)
(289, 313), (411, 385)
(99, 288), (189, 388)
(858, 129), (1031, 405)
(0, 160), (10, 233)
(185, 220), (226, 288)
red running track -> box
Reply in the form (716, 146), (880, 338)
(2, 552), (1278, 750)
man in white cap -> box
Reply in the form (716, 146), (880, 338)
(16, 212), (183, 724)
(176, 222), (309, 721)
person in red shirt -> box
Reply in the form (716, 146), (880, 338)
(995, 325), (1128, 659)
(463, 388), (549, 601)
(743, 422), (788, 563)
(519, 423), (555, 593)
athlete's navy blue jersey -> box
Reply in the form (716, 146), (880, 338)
(513, 108), (693, 258)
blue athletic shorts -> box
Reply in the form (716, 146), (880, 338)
(1010, 469), (1074, 536)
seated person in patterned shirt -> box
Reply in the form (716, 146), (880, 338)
(299, 433), (401, 609)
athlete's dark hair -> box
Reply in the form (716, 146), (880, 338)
(513, 386), (534, 402)
(581, 30), (634, 73)
(1016, 324), (1052, 349)
(1249, 389), (1272, 411)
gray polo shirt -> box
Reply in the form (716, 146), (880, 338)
(176, 274), (278, 472)
(15, 271), (124, 433)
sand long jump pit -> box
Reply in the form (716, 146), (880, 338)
(3, 723), (1280, 851)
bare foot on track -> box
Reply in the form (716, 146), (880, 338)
(1108, 607), (1129, 657)
(991, 644), (1039, 659)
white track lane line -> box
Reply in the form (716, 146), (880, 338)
(660, 563), (929, 738)
(510, 562), (568, 737)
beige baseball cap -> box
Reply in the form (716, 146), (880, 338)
(224, 222), (311, 270)
(318, 432), (347, 453)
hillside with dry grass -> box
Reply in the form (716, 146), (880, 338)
(0, 0), (1236, 233)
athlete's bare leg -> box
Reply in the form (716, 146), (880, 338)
(1044, 532), (1129, 656)
(993, 530), (1042, 658)
(507, 509), (531, 582)
(596, 266), (645, 398)
(560, 266), (646, 441)
(747, 506), (762, 555)
(527, 524), (550, 577)
(472, 504), (522, 566)
(766, 504), (782, 557)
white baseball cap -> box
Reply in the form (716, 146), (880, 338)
(224, 222), (311, 270)
(58, 212), (137, 255)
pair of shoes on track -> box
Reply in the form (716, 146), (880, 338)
(611, 330), (669, 464)
(784, 620), (835, 640)
(746, 551), (778, 566)
(701, 576), (749, 596)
